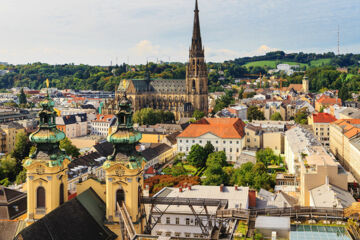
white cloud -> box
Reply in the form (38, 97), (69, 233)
(131, 40), (160, 58)
(205, 47), (240, 62)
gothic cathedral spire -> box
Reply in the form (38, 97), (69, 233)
(186, 0), (208, 115)
(190, 0), (204, 58)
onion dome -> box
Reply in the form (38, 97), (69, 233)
(27, 82), (68, 165)
(105, 92), (145, 169)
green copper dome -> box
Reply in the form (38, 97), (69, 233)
(28, 86), (68, 164)
(106, 92), (146, 167)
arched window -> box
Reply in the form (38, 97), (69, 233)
(37, 187), (45, 209)
(116, 189), (125, 209)
(59, 183), (64, 205)
(192, 80), (196, 89)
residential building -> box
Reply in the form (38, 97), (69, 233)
(177, 118), (246, 163)
(56, 113), (88, 138)
(309, 182), (355, 208)
(142, 143), (174, 169)
(0, 122), (25, 153)
(227, 105), (248, 120)
(0, 186), (27, 220)
(339, 107), (360, 119)
(256, 189), (297, 209)
(315, 95), (342, 112)
(299, 146), (348, 206)
(90, 114), (116, 136)
(244, 121), (289, 154)
(151, 185), (249, 238)
(330, 119), (360, 181)
(308, 113), (337, 147)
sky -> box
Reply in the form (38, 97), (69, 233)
(0, 0), (359, 65)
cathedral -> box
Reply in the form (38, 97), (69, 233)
(103, 0), (208, 120)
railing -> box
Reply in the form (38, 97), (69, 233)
(141, 197), (228, 207)
(117, 202), (136, 239)
(217, 207), (345, 219)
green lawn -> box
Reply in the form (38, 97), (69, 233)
(243, 60), (308, 69)
(309, 58), (332, 67)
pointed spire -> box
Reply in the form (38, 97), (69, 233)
(190, 0), (203, 58)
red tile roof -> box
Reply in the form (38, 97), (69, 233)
(177, 118), (246, 139)
(312, 113), (337, 123)
(92, 114), (115, 122)
(331, 119), (360, 139)
(317, 95), (342, 105)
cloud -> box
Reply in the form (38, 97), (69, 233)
(205, 47), (240, 62)
(131, 40), (160, 57)
(254, 45), (279, 55)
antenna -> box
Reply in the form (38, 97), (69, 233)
(337, 25), (340, 56)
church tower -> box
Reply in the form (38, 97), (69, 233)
(103, 92), (146, 233)
(186, 0), (208, 115)
(302, 75), (309, 93)
(23, 81), (70, 225)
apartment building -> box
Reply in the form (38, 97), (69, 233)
(90, 114), (116, 136)
(0, 122), (25, 153)
(56, 113), (88, 138)
(308, 113), (337, 147)
(330, 119), (360, 181)
(177, 118), (246, 163)
(151, 185), (249, 238)
(315, 95), (342, 112)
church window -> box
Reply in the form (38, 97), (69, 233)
(116, 189), (125, 210)
(36, 187), (45, 209)
(59, 183), (64, 205)
(192, 80), (196, 89)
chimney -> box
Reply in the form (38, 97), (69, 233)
(188, 184), (192, 190)
(179, 187), (183, 192)
(220, 184), (224, 192)
(235, 185), (238, 191)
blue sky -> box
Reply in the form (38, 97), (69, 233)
(0, 0), (359, 65)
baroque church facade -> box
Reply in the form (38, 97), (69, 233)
(103, 0), (208, 120)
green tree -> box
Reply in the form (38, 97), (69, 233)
(256, 148), (282, 167)
(206, 151), (227, 168)
(60, 138), (80, 158)
(203, 165), (228, 186)
(0, 155), (17, 181)
(204, 141), (215, 157)
(193, 110), (205, 120)
(294, 108), (309, 124)
(187, 144), (207, 168)
(18, 88), (27, 105)
(15, 169), (27, 184)
(247, 106), (265, 122)
(238, 87), (244, 99)
(270, 112), (283, 121)
(12, 131), (32, 173)
(338, 84), (350, 103)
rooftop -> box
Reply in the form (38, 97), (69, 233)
(311, 113), (337, 123)
(177, 118), (246, 139)
(310, 183), (355, 208)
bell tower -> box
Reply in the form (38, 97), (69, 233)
(186, 0), (208, 115)
(103, 92), (146, 233)
(24, 80), (70, 225)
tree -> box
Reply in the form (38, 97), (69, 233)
(270, 112), (282, 121)
(187, 144), (207, 168)
(60, 138), (80, 158)
(12, 131), (32, 173)
(206, 151), (227, 168)
(204, 142), (215, 157)
(15, 169), (27, 184)
(238, 87), (244, 99)
(133, 108), (175, 125)
(231, 162), (275, 190)
(338, 84), (350, 103)
(0, 155), (17, 181)
(18, 88), (27, 105)
(256, 148), (282, 167)
(193, 110), (205, 120)
(294, 108), (308, 124)
(247, 106), (265, 122)
(203, 165), (228, 186)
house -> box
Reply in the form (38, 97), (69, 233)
(309, 181), (355, 208)
(330, 119), (360, 181)
(90, 114), (116, 136)
(177, 118), (246, 163)
(56, 113), (88, 138)
(315, 95), (342, 112)
(142, 143), (174, 169)
(308, 113), (337, 147)
(151, 185), (249, 238)
(338, 107), (360, 119)
(226, 105), (248, 121)
(0, 122), (25, 153)
(0, 186), (27, 220)
(256, 188), (297, 209)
